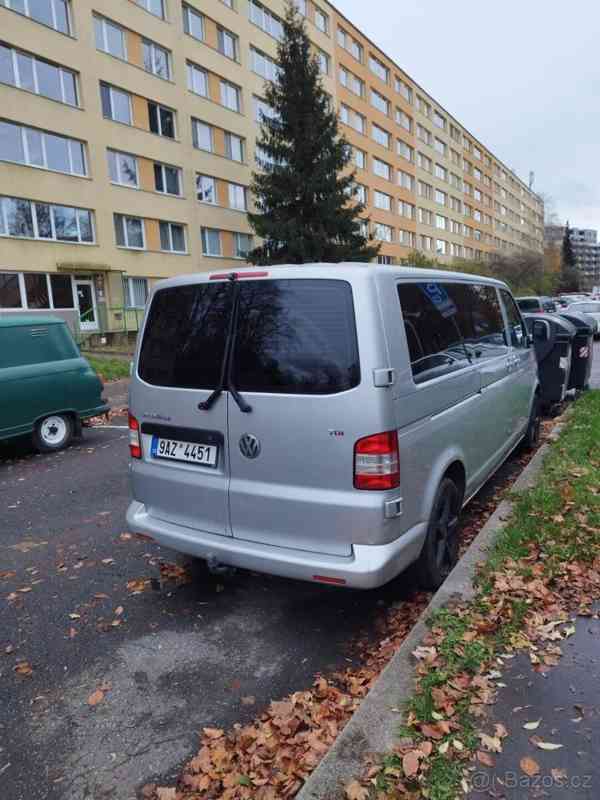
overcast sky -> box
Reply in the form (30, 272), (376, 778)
(336, 0), (600, 231)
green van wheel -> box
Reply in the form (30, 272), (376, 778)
(33, 414), (74, 453)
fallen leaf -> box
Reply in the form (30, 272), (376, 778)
(14, 661), (33, 677)
(156, 789), (176, 800)
(114, 606), (124, 616)
(0, 571), (16, 580)
(119, 532), (133, 541)
(241, 696), (256, 706)
(402, 750), (421, 778)
(203, 727), (224, 740)
(520, 756), (540, 776)
(536, 741), (564, 751)
(551, 768), (568, 782)
(87, 689), (104, 706)
(68, 627), (78, 639)
(453, 739), (464, 751)
(345, 780), (369, 800)
(101, 558), (114, 566)
(5, 645), (15, 654)
(438, 741), (450, 755)
(479, 733), (503, 753)
(69, 613), (81, 620)
(17, 587), (32, 593)
(494, 723), (508, 739)
(523, 719), (542, 731)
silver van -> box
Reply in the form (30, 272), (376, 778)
(126, 265), (539, 590)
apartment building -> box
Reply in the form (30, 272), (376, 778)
(545, 225), (600, 290)
(0, 0), (544, 339)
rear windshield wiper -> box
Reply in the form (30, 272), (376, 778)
(198, 274), (252, 414)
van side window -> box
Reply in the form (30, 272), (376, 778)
(398, 282), (508, 384)
(500, 289), (528, 348)
(397, 283), (471, 383)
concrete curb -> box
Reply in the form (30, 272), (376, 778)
(297, 434), (562, 800)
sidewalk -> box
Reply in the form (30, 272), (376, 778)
(467, 614), (600, 799)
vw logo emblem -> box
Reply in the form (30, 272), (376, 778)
(239, 433), (261, 460)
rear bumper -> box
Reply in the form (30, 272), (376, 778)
(126, 501), (427, 590)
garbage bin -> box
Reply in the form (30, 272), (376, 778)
(558, 312), (595, 391)
(523, 313), (576, 413)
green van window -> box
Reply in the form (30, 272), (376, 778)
(0, 323), (79, 369)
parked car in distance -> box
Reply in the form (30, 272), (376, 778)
(559, 294), (589, 306)
(127, 265), (540, 591)
(0, 315), (109, 452)
(516, 296), (557, 314)
(564, 301), (600, 337)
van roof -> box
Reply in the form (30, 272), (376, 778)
(0, 314), (66, 329)
(152, 263), (508, 292)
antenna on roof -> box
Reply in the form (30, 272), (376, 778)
(529, 171), (535, 190)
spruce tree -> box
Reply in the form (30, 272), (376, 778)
(248, 3), (379, 265)
(560, 221), (580, 292)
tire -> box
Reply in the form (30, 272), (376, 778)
(523, 395), (541, 450)
(416, 477), (462, 591)
(33, 414), (74, 453)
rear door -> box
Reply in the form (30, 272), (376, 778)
(226, 278), (364, 557)
(132, 281), (232, 536)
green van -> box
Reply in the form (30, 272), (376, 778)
(0, 315), (109, 452)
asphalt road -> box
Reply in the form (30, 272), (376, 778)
(1, 343), (598, 800)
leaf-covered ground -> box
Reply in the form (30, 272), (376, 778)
(349, 391), (600, 800)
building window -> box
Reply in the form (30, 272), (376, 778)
(339, 66), (363, 97)
(433, 110), (446, 129)
(187, 62), (208, 96)
(369, 54), (389, 83)
(183, 3), (203, 39)
(316, 49), (329, 75)
(435, 189), (447, 205)
(314, 7), (328, 33)
(419, 235), (433, 251)
(134, 0), (165, 20)
(2, 0), (71, 34)
(354, 183), (367, 204)
(373, 223), (393, 242)
(373, 157), (392, 181)
(225, 131), (244, 162)
(254, 96), (276, 122)
(228, 182), (247, 210)
(124, 276), (148, 308)
(353, 148), (366, 169)
(0, 45), (78, 106)
(396, 108), (412, 131)
(114, 214), (145, 249)
(0, 196), (93, 243)
(374, 190), (391, 211)
(249, 0), (283, 40)
(436, 239), (447, 255)
(340, 104), (366, 134)
(398, 230), (415, 247)
(434, 137), (446, 156)
(436, 213), (447, 230)
(398, 170), (414, 191)
(416, 124), (432, 146)
(159, 221), (186, 252)
(220, 80), (241, 111)
(371, 88), (390, 115)
(148, 102), (175, 138)
(395, 76), (412, 103)
(235, 232), (252, 258)
(397, 140), (413, 162)
(100, 83), (132, 124)
(418, 208), (433, 225)
(218, 27), (238, 60)
(94, 15), (126, 60)
(398, 201), (415, 219)
(417, 152), (432, 172)
(337, 27), (363, 62)
(108, 149), (138, 187)
(191, 121), (213, 155)
(372, 123), (391, 149)
(293, 0), (306, 16)
(250, 47), (279, 81)
(418, 180), (433, 200)
(143, 39), (171, 79)
(154, 162), (181, 195)
(0, 120), (86, 176)
(196, 174), (216, 204)
(201, 227), (222, 256)
(0, 272), (76, 309)
(378, 255), (394, 265)
(435, 164), (447, 181)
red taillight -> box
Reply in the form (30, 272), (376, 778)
(129, 413), (142, 459)
(354, 431), (400, 490)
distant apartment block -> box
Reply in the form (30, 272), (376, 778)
(545, 225), (600, 290)
(0, 0), (545, 339)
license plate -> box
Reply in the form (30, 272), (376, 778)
(151, 437), (218, 467)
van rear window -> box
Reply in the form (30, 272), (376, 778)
(139, 279), (360, 395)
